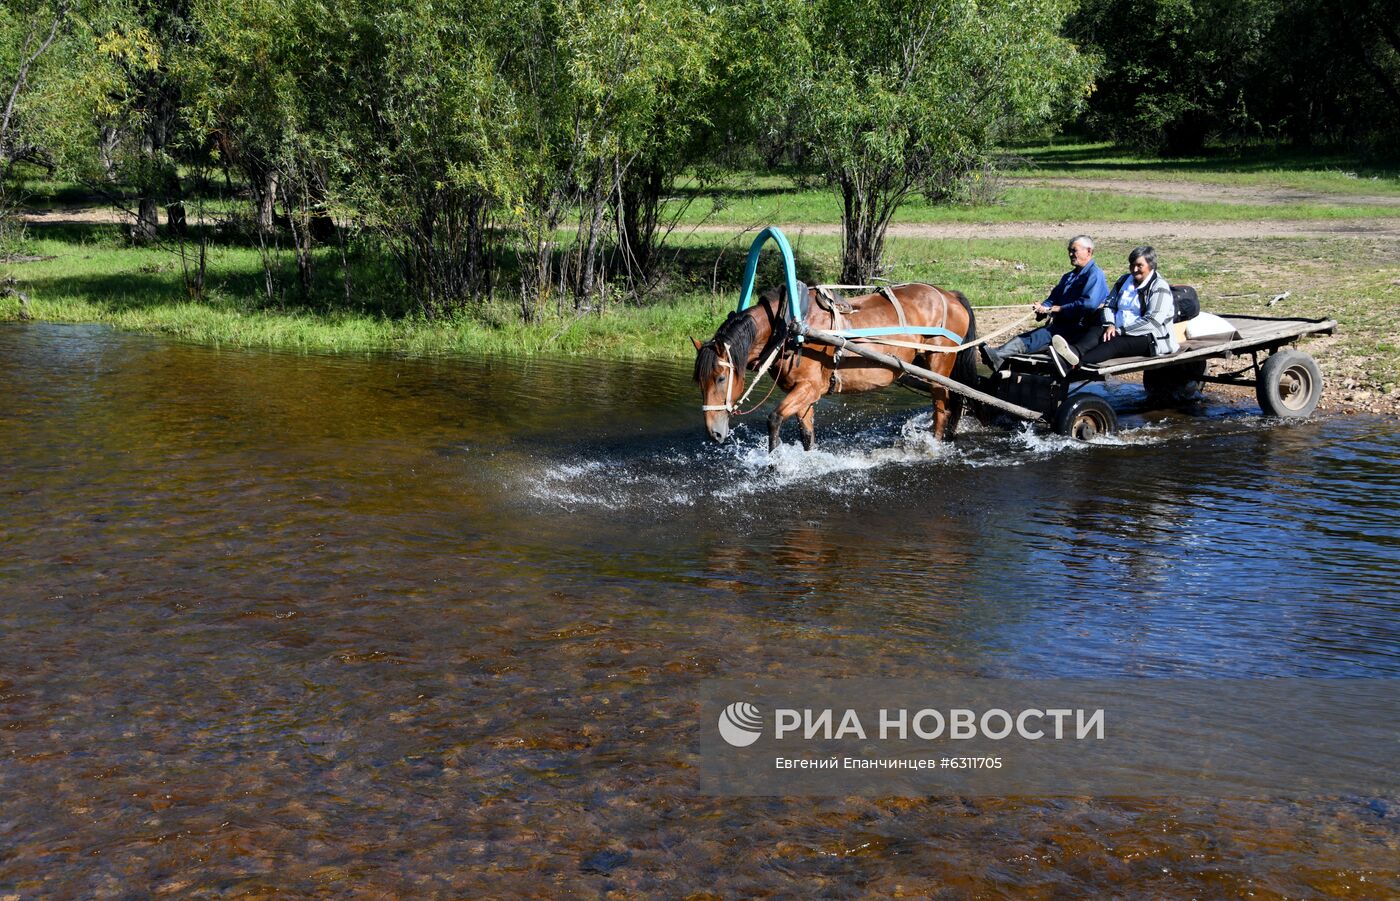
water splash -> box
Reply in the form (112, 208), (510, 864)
(518, 410), (1171, 511)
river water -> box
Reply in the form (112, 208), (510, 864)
(1, 322), (1397, 898)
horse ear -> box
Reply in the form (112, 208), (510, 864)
(690, 337), (702, 351)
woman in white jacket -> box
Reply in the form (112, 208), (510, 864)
(1050, 245), (1178, 374)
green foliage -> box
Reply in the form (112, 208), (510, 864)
(1249, 0), (1400, 147)
(1069, 0), (1273, 154)
(1070, 0), (1400, 151)
(0, 0), (131, 182)
(784, 0), (1092, 280)
(7, 0), (1399, 327)
(498, 0), (726, 312)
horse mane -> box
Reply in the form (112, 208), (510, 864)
(693, 303), (761, 384)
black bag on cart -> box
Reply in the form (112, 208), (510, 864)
(1171, 285), (1200, 322)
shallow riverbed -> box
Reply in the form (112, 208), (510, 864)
(1, 323), (1396, 898)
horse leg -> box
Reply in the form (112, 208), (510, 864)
(767, 409), (784, 452)
(771, 383), (822, 452)
(930, 385), (951, 440)
(798, 404), (816, 451)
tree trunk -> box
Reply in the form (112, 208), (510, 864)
(619, 160), (663, 280)
(98, 124), (120, 180)
(280, 179), (314, 298)
(255, 169), (278, 236)
(840, 180), (883, 284)
(578, 164), (609, 307)
(134, 197), (160, 243)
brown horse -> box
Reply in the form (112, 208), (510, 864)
(693, 283), (978, 450)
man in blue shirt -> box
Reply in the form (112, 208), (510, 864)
(981, 234), (1109, 373)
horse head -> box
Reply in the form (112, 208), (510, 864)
(693, 307), (762, 443)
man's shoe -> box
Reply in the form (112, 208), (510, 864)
(980, 343), (1005, 372)
(1051, 334), (1080, 368)
(1047, 347), (1068, 378)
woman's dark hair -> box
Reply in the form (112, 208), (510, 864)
(1128, 245), (1157, 270)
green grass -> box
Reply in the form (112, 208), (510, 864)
(672, 141), (1400, 227)
(15, 290), (730, 359)
(2, 224), (731, 359)
(677, 176), (1400, 228)
(8, 224), (1396, 366)
(1007, 139), (1400, 192)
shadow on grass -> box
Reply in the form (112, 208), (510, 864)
(9, 166), (247, 209)
(24, 219), (333, 254)
(21, 238), (412, 320)
(21, 221), (130, 244)
(18, 221), (825, 325)
(672, 181), (816, 202)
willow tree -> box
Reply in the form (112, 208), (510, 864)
(500, 0), (723, 316)
(787, 0), (1092, 283)
(182, 0), (520, 313)
(0, 1), (127, 225)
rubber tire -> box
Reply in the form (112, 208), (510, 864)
(1142, 359), (1208, 403)
(1256, 349), (1322, 417)
(1053, 395), (1118, 440)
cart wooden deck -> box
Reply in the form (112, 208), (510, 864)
(984, 313), (1337, 438)
(1001, 314), (1336, 378)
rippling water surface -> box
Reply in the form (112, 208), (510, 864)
(2, 323), (1397, 897)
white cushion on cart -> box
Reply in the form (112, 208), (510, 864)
(1186, 312), (1237, 340)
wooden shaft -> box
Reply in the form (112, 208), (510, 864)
(802, 325), (1043, 421)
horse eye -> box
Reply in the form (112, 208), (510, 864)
(716, 374), (727, 383)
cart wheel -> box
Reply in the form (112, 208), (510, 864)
(1053, 395), (1117, 440)
(1142, 360), (1208, 403)
(1256, 349), (1322, 417)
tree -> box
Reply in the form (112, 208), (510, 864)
(1071, 0), (1400, 151)
(181, 0), (517, 312)
(0, 0), (70, 179)
(1068, 0), (1274, 153)
(1251, 0), (1400, 145)
(786, 0), (1091, 282)
(0, 1), (136, 244)
(181, 0), (332, 299)
(500, 0), (724, 317)
(329, 0), (517, 315)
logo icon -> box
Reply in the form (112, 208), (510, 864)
(717, 701), (764, 747)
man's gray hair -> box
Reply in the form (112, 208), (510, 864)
(1069, 234), (1095, 251)
(1129, 245), (1157, 269)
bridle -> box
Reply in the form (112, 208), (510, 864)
(699, 304), (791, 415)
(700, 342), (738, 413)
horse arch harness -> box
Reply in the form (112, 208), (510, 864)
(701, 282), (965, 415)
(813, 283), (960, 394)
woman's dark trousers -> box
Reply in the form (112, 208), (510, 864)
(1068, 331), (1155, 367)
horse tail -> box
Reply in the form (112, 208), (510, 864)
(948, 290), (978, 434)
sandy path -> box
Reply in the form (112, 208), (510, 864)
(1007, 176), (1400, 207)
(19, 207), (212, 226)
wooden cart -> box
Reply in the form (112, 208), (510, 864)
(980, 314), (1337, 438)
(799, 314), (1336, 439)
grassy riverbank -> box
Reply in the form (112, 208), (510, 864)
(6, 225), (1398, 398)
(0, 227), (726, 359)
